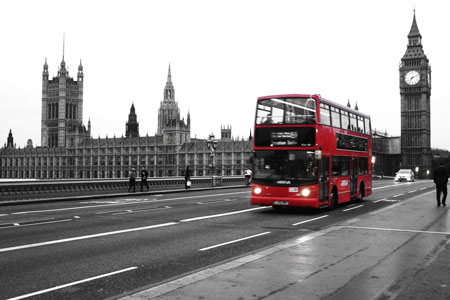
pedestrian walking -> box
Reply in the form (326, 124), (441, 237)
(140, 167), (149, 192)
(185, 166), (191, 190)
(128, 168), (136, 193)
(433, 162), (448, 206)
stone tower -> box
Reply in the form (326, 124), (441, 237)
(221, 125), (232, 140)
(399, 12), (432, 178)
(6, 130), (14, 148)
(157, 65), (190, 145)
(126, 103), (139, 138)
(41, 43), (86, 148)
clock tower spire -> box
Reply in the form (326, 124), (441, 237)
(399, 11), (432, 179)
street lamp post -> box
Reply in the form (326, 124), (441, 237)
(206, 133), (218, 185)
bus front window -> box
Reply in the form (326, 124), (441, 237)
(253, 150), (317, 186)
(256, 97), (316, 125)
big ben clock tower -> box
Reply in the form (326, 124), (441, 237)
(399, 12), (432, 178)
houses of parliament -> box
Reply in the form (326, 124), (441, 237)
(0, 57), (252, 179)
(0, 12), (437, 180)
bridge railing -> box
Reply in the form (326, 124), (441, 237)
(0, 176), (246, 202)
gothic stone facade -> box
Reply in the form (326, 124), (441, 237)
(0, 61), (252, 179)
(399, 13), (432, 178)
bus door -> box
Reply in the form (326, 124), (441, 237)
(350, 157), (357, 197)
(319, 156), (330, 203)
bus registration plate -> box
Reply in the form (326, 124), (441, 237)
(274, 200), (289, 206)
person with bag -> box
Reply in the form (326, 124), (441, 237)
(140, 167), (149, 192)
(185, 166), (191, 190)
(128, 168), (136, 193)
(433, 162), (449, 206)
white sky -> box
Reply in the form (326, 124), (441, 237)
(1, 0), (449, 150)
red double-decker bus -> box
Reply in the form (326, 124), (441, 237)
(251, 94), (372, 209)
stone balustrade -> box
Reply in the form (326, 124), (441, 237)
(0, 176), (246, 202)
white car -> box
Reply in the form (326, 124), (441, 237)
(395, 169), (415, 182)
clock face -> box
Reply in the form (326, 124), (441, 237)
(405, 70), (420, 85)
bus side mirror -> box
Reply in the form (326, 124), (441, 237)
(315, 150), (322, 160)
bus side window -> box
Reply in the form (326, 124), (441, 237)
(341, 156), (349, 176)
(349, 114), (357, 132)
(364, 118), (371, 135)
(357, 115), (365, 133)
(330, 106), (341, 128)
(341, 110), (350, 130)
(320, 103), (331, 126)
(332, 156), (340, 177)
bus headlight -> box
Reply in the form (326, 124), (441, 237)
(254, 187), (262, 195)
(301, 188), (310, 197)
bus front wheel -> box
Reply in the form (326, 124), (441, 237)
(328, 189), (338, 210)
(357, 184), (365, 203)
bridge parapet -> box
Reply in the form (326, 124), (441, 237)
(0, 176), (245, 202)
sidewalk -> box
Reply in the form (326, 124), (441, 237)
(118, 189), (450, 300)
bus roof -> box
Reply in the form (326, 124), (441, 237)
(257, 94), (370, 119)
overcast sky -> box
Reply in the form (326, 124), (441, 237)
(1, 0), (449, 150)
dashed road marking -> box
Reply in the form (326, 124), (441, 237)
(343, 205), (363, 212)
(1, 219), (72, 230)
(374, 198), (387, 203)
(112, 206), (172, 215)
(0, 222), (176, 253)
(292, 215), (329, 226)
(200, 232), (271, 251)
(196, 199), (237, 205)
(7, 267), (138, 300)
(180, 207), (268, 222)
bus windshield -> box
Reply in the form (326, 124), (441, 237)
(253, 150), (317, 185)
(256, 97), (316, 125)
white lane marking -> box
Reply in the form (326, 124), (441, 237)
(12, 191), (249, 215)
(0, 219), (72, 230)
(80, 198), (148, 204)
(420, 187), (427, 190)
(180, 207), (268, 222)
(112, 206), (172, 215)
(393, 193), (405, 198)
(408, 190), (417, 193)
(373, 198), (387, 203)
(343, 225), (450, 236)
(0, 214), (8, 217)
(343, 205), (363, 212)
(200, 232), (271, 251)
(6, 267), (137, 300)
(372, 184), (403, 190)
(0, 222), (176, 253)
(196, 199), (237, 205)
(292, 215), (329, 226)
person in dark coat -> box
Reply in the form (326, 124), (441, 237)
(185, 166), (191, 190)
(128, 168), (136, 193)
(433, 162), (449, 206)
(140, 168), (149, 192)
